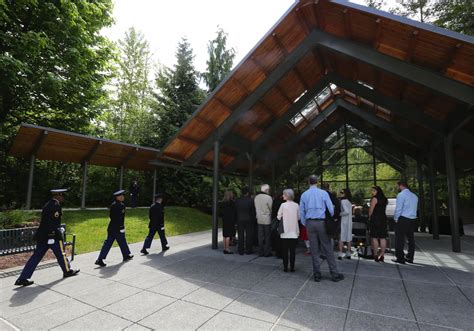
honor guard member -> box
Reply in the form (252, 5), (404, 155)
(15, 188), (79, 286)
(140, 193), (170, 255)
(95, 190), (134, 267)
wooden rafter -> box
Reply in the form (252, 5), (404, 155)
(232, 77), (275, 117)
(343, 8), (352, 39)
(442, 42), (462, 73)
(373, 18), (383, 49)
(194, 116), (215, 130)
(406, 30), (419, 62)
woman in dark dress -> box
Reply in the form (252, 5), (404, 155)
(220, 191), (237, 254)
(369, 186), (388, 262)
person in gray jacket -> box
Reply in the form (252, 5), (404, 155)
(255, 184), (273, 257)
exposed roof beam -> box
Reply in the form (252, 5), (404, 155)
(29, 130), (48, 156)
(313, 28), (474, 106)
(182, 29), (322, 166)
(225, 74), (333, 172)
(336, 99), (424, 149)
(81, 140), (102, 164)
(330, 74), (445, 136)
(120, 147), (138, 168)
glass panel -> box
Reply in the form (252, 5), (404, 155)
(322, 181), (346, 196)
(348, 148), (373, 164)
(290, 113), (304, 126)
(375, 163), (401, 180)
(322, 149), (345, 166)
(348, 164), (374, 181)
(322, 165), (346, 181)
(346, 126), (371, 147)
(376, 180), (399, 198)
(316, 86), (332, 105)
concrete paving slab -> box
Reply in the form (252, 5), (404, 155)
(459, 286), (474, 304)
(7, 297), (96, 330)
(250, 269), (310, 299)
(139, 300), (217, 330)
(344, 310), (418, 330)
(278, 300), (346, 330)
(0, 318), (18, 331)
(399, 264), (452, 285)
(147, 277), (205, 299)
(117, 269), (175, 289)
(296, 274), (354, 308)
(74, 281), (142, 308)
(103, 291), (175, 322)
(183, 283), (244, 310)
(405, 280), (474, 329)
(199, 311), (272, 330)
(123, 322), (152, 330)
(439, 267), (474, 287)
(211, 268), (272, 290)
(51, 309), (133, 330)
(224, 291), (291, 323)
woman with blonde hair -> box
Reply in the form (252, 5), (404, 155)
(277, 189), (300, 272)
(220, 190), (237, 254)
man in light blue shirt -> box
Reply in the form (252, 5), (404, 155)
(393, 181), (419, 264)
(300, 175), (343, 282)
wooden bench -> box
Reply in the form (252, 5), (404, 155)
(0, 224), (76, 260)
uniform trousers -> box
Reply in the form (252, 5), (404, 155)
(98, 231), (131, 260)
(238, 221), (254, 254)
(19, 241), (70, 280)
(395, 216), (416, 261)
(257, 224), (272, 256)
(143, 227), (168, 250)
(281, 238), (297, 269)
(306, 220), (339, 275)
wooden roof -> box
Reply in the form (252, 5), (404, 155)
(9, 124), (160, 171)
(160, 0), (474, 177)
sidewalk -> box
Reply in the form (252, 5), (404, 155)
(1, 230), (473, 330)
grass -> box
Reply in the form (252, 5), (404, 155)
(2, 207), (212, 255)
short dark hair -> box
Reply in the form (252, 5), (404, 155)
(241, 187), (250, 196)
(397, 180), (409, 188)
(308, 175), (318, 185)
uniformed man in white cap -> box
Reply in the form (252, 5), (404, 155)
(15, 188), (79, 286)
(95, 189), (134, 267)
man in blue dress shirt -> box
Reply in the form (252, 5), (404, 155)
(300, 175), (344, 282)
(393, 181), (419, 264)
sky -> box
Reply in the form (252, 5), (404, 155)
(102, 0), (375, 74)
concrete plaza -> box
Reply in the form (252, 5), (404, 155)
(1, 229), (473, 330)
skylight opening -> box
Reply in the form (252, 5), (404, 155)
(293, 90), (307, 103)
(290, 113), (304, 126)
(357, 80), (374, 90)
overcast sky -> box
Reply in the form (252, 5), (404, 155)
(102, 0), (379, 73)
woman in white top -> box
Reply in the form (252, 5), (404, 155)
(277, 189), (300, 272)
(338, 188), (353, 259)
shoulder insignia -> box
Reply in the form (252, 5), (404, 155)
(54, 211), (60, 218)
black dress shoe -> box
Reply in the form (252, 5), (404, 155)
(140, 248), (149, 255)
(95, 259), (106, 267)
(392, 259), (406, 264)
(63, 269), (80, 278)
(264, 253), (273, 257)
(331, 273), (345, 282)
(405, 259), (414, 263)
(123, 254), (134, 262)
(14, 279), (34, 287)
(283, 268), (288, 272)
(245, 251), (254, 255)
(290, 268), (295, 272)
(162, 245), (170, 251)
(314, 272), (322, 282)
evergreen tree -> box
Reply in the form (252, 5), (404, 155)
(102, 27), (154, 144)
(434, 0), (474, 36)
(202, 27), (235, 93)
(152, 38), (204, 147)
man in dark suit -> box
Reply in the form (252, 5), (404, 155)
(95, 190), (134, 267)
(235, 187), (256, 255)
(15, 188), (79, 286)
(140, 193), (170, 255)
(129, 180), (140, 208)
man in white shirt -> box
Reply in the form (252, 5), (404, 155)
(254, 184), (273, 257)
(393, 181), (419, 264)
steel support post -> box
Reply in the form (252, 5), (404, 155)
(26, 154), (35, 210)
(444, 134), (461, 252)
(248, 154), (254, 193)
(372, 138), (377, 186)
(81, 162), (88, 209)
(212, 139), (220, 249)
(152, 168), (157, 204)
(119, 166), (124, 189)
(417, 160), (426, 232)
(344, 124), (349, 189)
(428, 154), (439, 239)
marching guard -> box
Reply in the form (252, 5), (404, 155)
(95, 190), (134, 267)
(140, 193), (170, 255)
(15, 188), (79, 286)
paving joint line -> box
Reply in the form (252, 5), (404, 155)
(395, 263), (421, 331)
(342, 256), (359, 330)
(0, 316), (20, 331)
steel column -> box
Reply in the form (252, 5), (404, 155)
(212, 139), (220, 249)
(344, 124), (349, 189)
(248, 153), (254, 193)
(372, 138), (377, 186)
(428, 154), (439, 239)
(444, 134), (461, 252)
(119, 166), (124, 189)
(81, 162), (88, 209)
(152, 168), (157, 204)
(417, 160), (426, 232)
(26, 154), (35, 210)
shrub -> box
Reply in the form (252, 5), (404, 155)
(0, 210), (40, 229)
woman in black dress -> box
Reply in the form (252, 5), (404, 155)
(369, 186), (388, 262)
(220, 191), (237, 254)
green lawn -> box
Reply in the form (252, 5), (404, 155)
(61, 207), (212, 254)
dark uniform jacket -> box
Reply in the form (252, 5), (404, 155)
(34, 199), (62, 243)
(108, 201), (125, 232)
(148, 202), (164, 229)
(235, 196), (256, 223)
(129, 183), (140, 196)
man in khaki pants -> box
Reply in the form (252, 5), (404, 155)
(255, 184), (273, 257)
